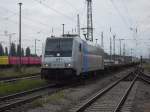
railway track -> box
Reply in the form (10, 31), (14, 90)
(70, 70), (139, 112)
(0, 84), (59, 112)
(0, 68), (141, 112)
(0, 73), (40, 83)
(0, 80), (82, 112)
(138, 72), (150, 84)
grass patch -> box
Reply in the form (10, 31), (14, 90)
(0, 66), (40, 78)
(0, 79), (47, 96)
(143, 63), (150, 72)
(46, 91), (65, 104)
(31, 90), (65, 108)
(32, 99), (44, 108)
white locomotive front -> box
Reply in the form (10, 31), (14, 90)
(41, 36), (104, 81)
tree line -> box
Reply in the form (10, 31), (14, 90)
(0, 43), (32, 56)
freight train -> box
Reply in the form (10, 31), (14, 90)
(41, 36), (139, 81)
(0, 56), (41, 66)
(41, 36), (106, 80)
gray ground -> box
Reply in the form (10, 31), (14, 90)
(132, 79), (150, 112)
(25, 69), (132, 112)
(8, 68), (150, 112)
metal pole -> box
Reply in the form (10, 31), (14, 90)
(140, 56), (143, 67)
(131, 48), (133, 62)
(87, 0), (89, 40)
(51, 28), (54, 37)
(101, 32), (104, 49)
(95, 39), (98, 44)
(109, 27), (112, 62)
(86, 0), (93, 42)
(35, 39), (40, 56)
(123, 43), (125, 63)
(113, 35), (115, 61)
(119, 39), (122, 56)
(77, 14), (80, 38)
(18, 2), (22, 69)
(110, 37), (112, 61)
(62, 24), (65, 37)
(35, 39), (36, 56)
(9, 34), (12, 56)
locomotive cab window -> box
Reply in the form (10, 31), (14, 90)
(45, 38), (73, 57)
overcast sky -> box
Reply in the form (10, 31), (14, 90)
(0, 0), (150, 58)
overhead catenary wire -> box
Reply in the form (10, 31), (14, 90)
(0, 14), (50, 33)
(0, 0), (86, 36)
(109, 0), (131, 29)
(34, 0), (77, 23)
(0, 6), (51, 31)
(0, 18), (63, 40)
(0, 15), (50, 33)
(121, 0), (140, 40)
(121, 0), (135, 27)
(0, 0), (78, 56)
(109, 0), (140, 54)
(0, 17), (48, 50)
(63, 0), (79, 12)
(0, 5), (64, 34)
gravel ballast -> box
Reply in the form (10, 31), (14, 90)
(25, 69), (132, 112)
(7, 69), (134, 112)
(132, 80), (150, 112)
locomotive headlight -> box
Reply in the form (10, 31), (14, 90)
(45, 64), (48, 67)
(68, 64), (71, 67)
(43, 64), (49, 67)
(65, 63), (72, 67)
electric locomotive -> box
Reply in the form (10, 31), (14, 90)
(41, 35), (104, 81)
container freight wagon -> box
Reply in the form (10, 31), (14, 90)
(0, 56), (9, 65)
(9, 57), (41, 65)
(0, 56), (41, 66)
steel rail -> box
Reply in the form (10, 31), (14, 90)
(138, 75), (150, 84)
(73, 71), (133, 112)
(0, 82), (80, 111)
(0, 73), (40, 83)
(139, 77), (150, 84)
(143, 73), (150, 78)
(0, 69), (136, 111)
(139, 71), (150, 78)
(0, 73), (40, 80)
(0, 84), (56, 101)
(137, 71), (150, 84)
(113, 75), (138, 112)
(0, 87), (62, 112)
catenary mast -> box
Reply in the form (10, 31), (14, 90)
(82, 0), (93, 41)
(87, 0), (93, 42)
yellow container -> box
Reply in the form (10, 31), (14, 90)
(0, 56), (9, 65)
